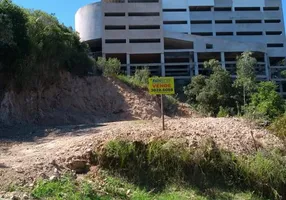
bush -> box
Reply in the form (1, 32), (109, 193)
(245, 81), (285, 121)
(269, 115), (286, 147)
(164, 95), (179, 115)
(96, 57), (121, 77)
(97, 139), (286, 199)
(134, 67), (150, 86)
(0, 2), (96, 91)
(217, 106), (229, 118)
(184, 60), (234, 115)
(32, 174), (101, 200)
(117, 68), (150, 89)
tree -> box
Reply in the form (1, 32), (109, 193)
(247, 81), (285, 120)
(0, 0), (30, 73)
(96, 57), (121, 77)
(184, 59), (234, 115)
(281, 70), (286, 78)
(234, 52), (257, 106)
(183, 75), (206, 103)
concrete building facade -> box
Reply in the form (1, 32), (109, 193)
(75, 0), (286, 95)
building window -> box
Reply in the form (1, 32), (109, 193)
(128, 12), (160, 16)
(215, 20), (232, 24)
(189, 6), (211, 11)
(236, 32), (263, 36)
(235, 7), (260, 11)
(206, 44), (213, 49)
(214, 7), (232, 11)
(266, 31), (282, 35)
(105, 39), (126, 43)
(191, 32), (213, 36)
(191, 20), (212, 24)
(163, 21), (187, 24)
(128, 0), (159, 2)
(129, 39), (161, 43)
(263, 7), (279, 11)
(163, 9), (187, 12)
(216, 32), (234, 36)
(105, 25), (126, 30)
(265, 19), (281, 23)
(236, 20), (262, 24)
(267, 43), (284, 48)
(105, 12), (125, 17)
(129, 25), (160, 30)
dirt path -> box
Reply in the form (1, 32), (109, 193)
(0, 118), (282, 191)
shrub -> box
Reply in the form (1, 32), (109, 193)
(164, 95), (179, 115)
(184, 60), (234, 115)
(217, 106), (229, 118)
(134, 67), (150, 86)
(96, 57), (121, 77)
(234, 52), (257, 106)
(246, 81), (285, 121)
(117, 68), (150, 89)
(97, 139), (286, 199)
(32, 174), (100, 200)
(269, 115), (286, 147)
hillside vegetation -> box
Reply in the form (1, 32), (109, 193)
(2, 1), (286, 200)
(0, 0), (95, 93)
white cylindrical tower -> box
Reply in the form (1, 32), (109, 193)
(75, 2), (102, 42)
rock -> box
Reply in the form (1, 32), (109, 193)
(15, 169), (24, 174)
(10, 195), (20, 200)
(49, 176), (57, 181)
(22, 194), (29, 200)
(66, 160), (90, 174)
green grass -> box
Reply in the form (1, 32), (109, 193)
(31, 170), (266, 200)
(117, 75), (147, 89)
(31, 174), (106, 200)
(96, 139), (286, 200)
(30, 139), (285, 200)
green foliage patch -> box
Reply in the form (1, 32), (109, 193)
(0, 0), (95, 91)
(32, 175), (103, 200)
(245, 81), (285, 121)
(97, 139), (286, 199)
(117, 67), (150, 89)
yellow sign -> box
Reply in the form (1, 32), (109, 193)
(148, 77), (175, 95)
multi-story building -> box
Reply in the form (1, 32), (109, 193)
(75, 0), (286, 95)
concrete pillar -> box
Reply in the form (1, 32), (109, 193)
(220, 52), (225, 69)
(194, 52), (199, 75)
(279, 82), (283, 94)
(102, 53), (106, 58)
(161, 53), (165, 77)
(127, 54), (131, 76)
(189, 52), (194, 77)
(231, 7), (236, 36)
(221, 52), (226, 69)
(211, 7), (216, 36)
(264, 53), (270, 80)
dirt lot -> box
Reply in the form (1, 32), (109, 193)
(0, 117), (282, 191)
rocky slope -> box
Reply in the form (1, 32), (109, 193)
(0, 73), (161, 125)
(0, 118), (282, 191)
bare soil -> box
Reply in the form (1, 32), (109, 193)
(0, 117), (282, 191)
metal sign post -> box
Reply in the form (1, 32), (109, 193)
(161, 94), (165, 130)
(148, 77), (175, 131)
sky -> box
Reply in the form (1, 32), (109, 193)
(13, 0), (286, 29)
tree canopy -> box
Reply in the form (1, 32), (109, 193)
(0, 0), (95, 90)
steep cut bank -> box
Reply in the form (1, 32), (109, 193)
(0, 73), (161, 126)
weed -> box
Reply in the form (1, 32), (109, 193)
(97, 139), (286, 199)
(269, 115), (286, 147)
(31, 174), (101, 200)
(217, 106), (230, 117)
(164, 95), (179, 115)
